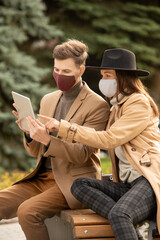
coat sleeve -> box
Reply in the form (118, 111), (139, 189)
(58, 94), (152, 150)
(43, 101), (110, 164)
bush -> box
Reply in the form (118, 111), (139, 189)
(0, 157), (112, 190)
(0, 169), (33, 190)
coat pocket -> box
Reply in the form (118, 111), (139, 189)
(70, 166), (97, 176)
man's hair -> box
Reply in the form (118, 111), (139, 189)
(53, 39), (88, 66)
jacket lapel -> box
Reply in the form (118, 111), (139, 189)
(48, 91), (62, 118)
(65, 82), (88, 122)
(106, 107), (116, 130)
(107, 92), (132, 129)
(107, 106), (119, 182)
(39, 90), (62, 125)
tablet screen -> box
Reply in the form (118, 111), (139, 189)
(12, 91), (35, 131)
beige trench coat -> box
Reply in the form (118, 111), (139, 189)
(14, 82), (110, 209)
(58, 93), (160, 233)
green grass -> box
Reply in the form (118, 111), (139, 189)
(101, 156), (112, 174)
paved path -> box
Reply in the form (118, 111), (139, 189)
(0, 218), (26, 240)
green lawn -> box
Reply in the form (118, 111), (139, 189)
(101, 156), (112, 174)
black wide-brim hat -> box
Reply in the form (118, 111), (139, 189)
(86, 48), (149, 76)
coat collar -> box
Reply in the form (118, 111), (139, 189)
(65, 81), (88, 121)
(108, 93), (136, 128)
(46, 90), (62, 120)
(117, 94), (131, 105)
(47, 81), (89, 122)
(117, 92), (139, 106)
(110, 93), (136, 112)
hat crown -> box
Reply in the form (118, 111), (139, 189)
(101, 48), (136, 70)
(86, 48), (149, 76)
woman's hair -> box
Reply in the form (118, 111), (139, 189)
(116, 70), (159, 117)
(53, 39), (88, 66)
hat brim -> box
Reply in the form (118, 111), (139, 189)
(86, 66), (149, 77)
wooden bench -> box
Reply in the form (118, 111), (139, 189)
(44, 174), (160, 240)
(45, 208), (159, 240)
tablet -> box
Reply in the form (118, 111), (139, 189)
(12, 91), (35, 131)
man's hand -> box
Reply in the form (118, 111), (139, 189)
(26, 116), (51, 146)
(37, 114), (60, 132)
(12, 103), (30, 134)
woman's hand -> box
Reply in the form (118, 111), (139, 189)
(37, 114), (60, 132)
(12, 103), (30, 134)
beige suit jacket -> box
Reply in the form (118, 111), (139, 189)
(15, 82), (110, 209)
(58, 92), (160, 232)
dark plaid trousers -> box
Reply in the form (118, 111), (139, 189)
(71, 176), (157, 240)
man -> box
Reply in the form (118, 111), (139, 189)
(0, 39), (110, 240)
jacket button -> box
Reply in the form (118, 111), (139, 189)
(131, 147), (136, 151)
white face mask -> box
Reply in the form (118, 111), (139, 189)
(99, 79), (117, 98)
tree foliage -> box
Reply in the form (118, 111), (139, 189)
(48, 0), (160, 70)
(0, 0), (63, 170)
(1, 0), (160, 171)
(46, 0), (160, 99)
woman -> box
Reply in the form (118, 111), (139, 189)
(38, 48), (160, 240)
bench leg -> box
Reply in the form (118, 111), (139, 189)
(45, 215), (73, 240)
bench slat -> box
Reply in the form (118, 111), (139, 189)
(74, 225), (114, 238)
(75, 238), (115, 240)
(72, 214), (110, 226)
(59, 209), (160, 240)
(60, 209), (109, 227)
(61, 209), (95, 215)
